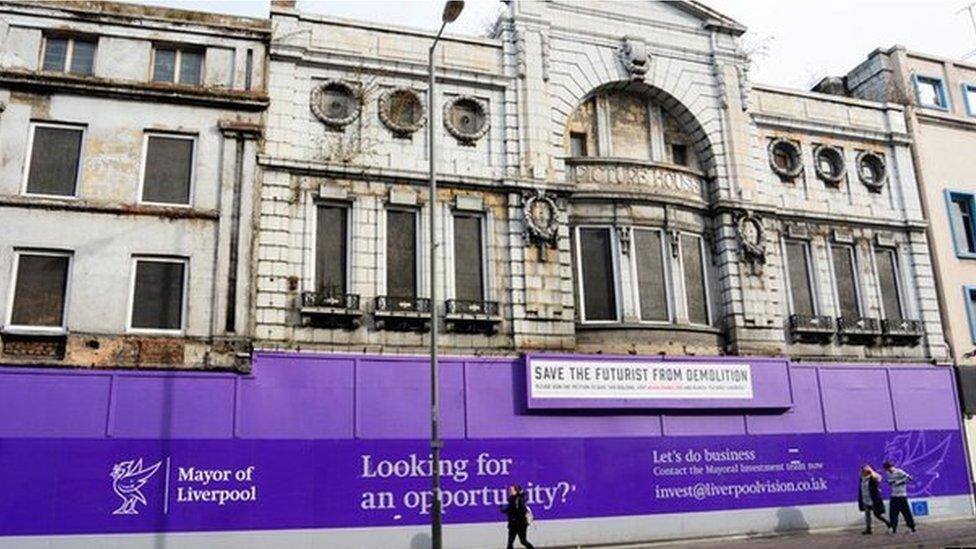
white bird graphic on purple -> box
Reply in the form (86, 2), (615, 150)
(110, 459), (161, 515)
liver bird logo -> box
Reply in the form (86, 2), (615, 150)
(110, 459), (161, 515)
(883, 432), (952, 497)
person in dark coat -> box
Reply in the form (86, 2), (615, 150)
(857, 464), (891, 534)
(501, 484), (535, 549)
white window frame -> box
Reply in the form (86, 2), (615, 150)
(450, 210), (490, 302)
(5, 249), (73, 335)
(677, 232), (712, 326)
(574, 225), (622, 324)
(871, 246), (906, 321)
(41, 35), (96, 74)
(310, 201), (352, 296)
(137, 132), (197, 207)
(382, 206), (421, 297)
(21, 122), (86, 199)
(151, 46), (204, 85)
(781, 238), (820, 316)
(827, 243), (863, 317)
(126, 256), (189, 335)
(630, 227), (673, 324)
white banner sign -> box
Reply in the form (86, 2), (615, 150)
(529, 359), (754, 400)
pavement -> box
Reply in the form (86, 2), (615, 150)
(580, 517), (976, 549)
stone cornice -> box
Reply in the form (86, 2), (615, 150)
(0, 194), (220, 221)
(710, 200), (927, 231)
(751, 113), (911, 145)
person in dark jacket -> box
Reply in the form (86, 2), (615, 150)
(501, 484), (535, 549)
(857, 464), (891, 534)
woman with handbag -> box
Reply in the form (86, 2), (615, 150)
(858, 464), (891, 534)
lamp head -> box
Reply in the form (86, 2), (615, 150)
(442, 0), (465, 23)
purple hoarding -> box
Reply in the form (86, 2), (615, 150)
(0, 431), (968, 536)
(0, 352), (971, 538)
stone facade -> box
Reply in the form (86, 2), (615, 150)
(254, 0), (945, 363)
(0, 1), (268, 369)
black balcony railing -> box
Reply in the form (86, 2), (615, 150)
(882, 318), (924, 342)
(789, 314), (834, 342)
(301, 291), (360, 310)
(445, 299), (499, 317)
(375, 296), (432, 314)
(837, 316), (882, 337)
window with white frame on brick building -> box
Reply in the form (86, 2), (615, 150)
(23, 122), (84, 198)
(6, 251), (71, 332)
(140, 134), (195, 205)
(128, 258), (187, 332)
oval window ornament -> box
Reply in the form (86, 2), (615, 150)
(379, 88), (426, 137)
(813, 145), (846, 185)
(311, 80), (361, 130)
(768, 137), (803, 181)
(444, 95), (489, 145)
(857, 151), (887, 192)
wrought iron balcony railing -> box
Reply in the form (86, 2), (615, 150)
(374, 296), (431, 314)
(299, 291), (361, 330)
(837, 316), (882, 336)
(789, 314), (834, 342)
(301, 291), (360, 310)
(882, 318), (924, 339)
(445, 299), (499, 317)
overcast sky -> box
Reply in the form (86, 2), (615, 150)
(123, 0), (976, 89)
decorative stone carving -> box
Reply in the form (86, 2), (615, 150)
(566, 158), (704, 200)
(736, 210), (766, 273)
(616, 35), (649, 80)
(523, 190), (559, 261)
(513, 27), (527, 77)
(714, 62), (728, 110)
(444, 95), (490, 145)
(310, 80), (361, 130)
(541, 30), (551, 82)
(813, 144), (846, 186)
(737, 64), (751, 111)
(378, 88), (426, 137)
(856, 151), (887, 192)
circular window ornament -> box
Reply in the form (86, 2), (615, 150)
(523, 191), (559, 245)
(444, 96), (489, 145)
(813, 145), (846, 185)
(856, 151), (887, 192)
(311, 80), (361, 129)
(379, 88), (426, 137)
(768, 138), (803, 181)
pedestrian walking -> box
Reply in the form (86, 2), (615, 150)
(501, 484), (536, 549)
(857, 464), (891, 534)
(883, 460), (916, 534)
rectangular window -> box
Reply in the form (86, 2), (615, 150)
(8, 251), (70, 329)
(671, 144), (689, 167)
(964, 84), (976, 116)
(569, 132), (588, 157)
(874, 248), (903, 321)
(785, 240), (815, 316)
(152, 46), (203, 85)
(948, 191), (976, 256)
(681, 234), (709, 325)
(141, 134), (194, 205)
(453, 213), (485, 302)
(24, 123), (84, 197)
(831, 244), (860, 318)
(42, 36), (96, 75)
(634, 229), (668, 321)
(915, 75), (948, 109)
(315, 204), (348, 296)
(130, 258), (186, 331)
(965, 286), (976, 344)
(578, 227), (617, 321)
(386, 209), (417, 298)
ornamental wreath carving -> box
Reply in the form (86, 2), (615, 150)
(310, 80), (361, 130)
(523, 190), (560, 259)
(378, 88), (426, 137)
(736, 210), (766, 273)
(444, 95), (490, 145)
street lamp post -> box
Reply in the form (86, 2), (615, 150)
(429, 2), (464, 549)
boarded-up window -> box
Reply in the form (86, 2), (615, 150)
(315, 205), (348, 296)
(682, 234), (709, 324)
(386, 209), (417, 298)
(786, 240), (815, 316)
(26, 125), (83, 197)
(131, 259), (185, 330)
(579, 228), (616, 321)
(453, 214), (484, 301)
(634, 229), (668, 321)
(142, 135), (193, 204)
(608, 92), (650, 160)
(9, 253), (69, 327)
(831, 245), (860, 318)
(875, 248), (903, 321)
